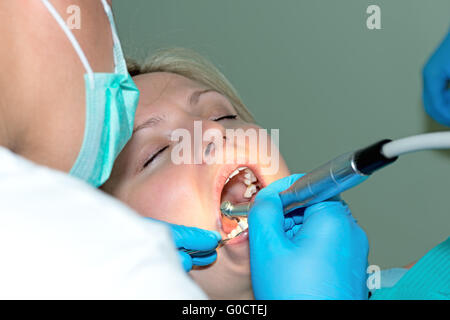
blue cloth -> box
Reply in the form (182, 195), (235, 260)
(368, 268), (408, 296)
(379, 268), (409, 288)
(370, 237), (450, 300)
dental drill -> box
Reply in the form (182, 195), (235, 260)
(221, 131), (450, 218)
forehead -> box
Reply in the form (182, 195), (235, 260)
(132, 72), (218, 129)
(133, 72), (207, 108)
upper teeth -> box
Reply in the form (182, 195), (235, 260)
(242, 168), (258, 198)
(224, 167), (259, 199)
(244, 170), (257, 185)
(225, 166), (248, 184)
(244, 184), (257, 198)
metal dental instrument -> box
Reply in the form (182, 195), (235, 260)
(181, 230), (247, 257)
(220, 139), (398, 218)
(221, 132), (450, 218)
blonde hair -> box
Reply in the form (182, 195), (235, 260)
(127, 48), (255, 123)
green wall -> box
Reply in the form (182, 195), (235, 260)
(113, 0), (450, 268)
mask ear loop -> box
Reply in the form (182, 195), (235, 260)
(99, 0), (128, 75)
(40, 0), (95, 89)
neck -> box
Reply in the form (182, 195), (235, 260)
(189, 256), (254, 300)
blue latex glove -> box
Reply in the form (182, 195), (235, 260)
(144, 218), (222, 272)
(423, 29), (450, 126)
(248, 174), (369, 300)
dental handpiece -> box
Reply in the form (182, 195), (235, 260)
(220, 139), (399, 217)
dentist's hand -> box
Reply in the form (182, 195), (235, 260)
(170, 224), (222, 272)
(248, 174), (369, 300)
(423, 30), (450, 126)
(144, 218), (222, 272)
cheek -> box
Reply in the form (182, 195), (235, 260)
(264, 155), (290, 185)
(126, 167), (204, 226)
(239, 124), (291, 181)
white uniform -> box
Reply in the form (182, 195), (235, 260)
(0, 147), (206, 299)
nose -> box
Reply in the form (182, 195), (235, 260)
(170, 112), (229, 165)
(198, 120), (227, 164)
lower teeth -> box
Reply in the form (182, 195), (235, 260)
(226, 217), (248, 239)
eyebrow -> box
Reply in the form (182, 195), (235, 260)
(189, 89), (216, 107)
(133, 89), (216, 134)
(133, 114), (167, 134)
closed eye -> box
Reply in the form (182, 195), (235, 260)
(143, 145), (169, 168)
(213, 115), (237, 121)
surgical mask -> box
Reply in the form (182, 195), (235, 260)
(41, 0), (139, 187)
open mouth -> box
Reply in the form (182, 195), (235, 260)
(219, 166), (263, 240)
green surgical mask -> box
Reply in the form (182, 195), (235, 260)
(42, 0), (139, 187)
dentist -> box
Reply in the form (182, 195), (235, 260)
(0, 0), (216, 299)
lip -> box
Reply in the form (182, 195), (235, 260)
(213, 163), (267, 240)
(224, 230), (249, 245)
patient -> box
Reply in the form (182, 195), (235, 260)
(102, 48), (450, 300)
(102, 48), (291, 299)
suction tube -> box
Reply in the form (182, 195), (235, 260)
(221, 139), (398, 217)
(279, 139), (398, 214)
(221, 132), (450, 217)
